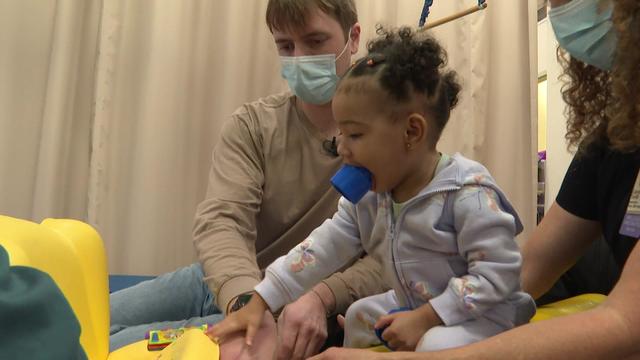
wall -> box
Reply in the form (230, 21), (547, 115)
(537, 18), (573, 212)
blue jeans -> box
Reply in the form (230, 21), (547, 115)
(109, 263), (224, 351)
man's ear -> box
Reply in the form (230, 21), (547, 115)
(404, 113), (428, 149)
(349, 23), (361, 55)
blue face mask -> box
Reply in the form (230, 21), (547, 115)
(280, 32), (351, 105)
(549, 0), (617, 70)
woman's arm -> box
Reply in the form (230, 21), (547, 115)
(419, 240), (640, 360)
(521, 202), (601, 298)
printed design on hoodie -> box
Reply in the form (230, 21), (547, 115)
(468, 251), (486, 264)
(410, 280), (435, 301)
(288, 238), (316, 273)
(355, 311), (377, 331)
(457, 181), (501, 213)
(451, 277), (478, 311)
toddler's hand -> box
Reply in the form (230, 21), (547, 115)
(207, 294), (269, 347)
(374, 304), (442, 351)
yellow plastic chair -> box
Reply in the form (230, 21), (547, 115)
(0, 215), (218, 360)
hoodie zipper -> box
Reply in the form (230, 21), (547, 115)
(388, 185), (460, 309)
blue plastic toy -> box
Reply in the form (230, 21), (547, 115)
(330, 165), (372, 204)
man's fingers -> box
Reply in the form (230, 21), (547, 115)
(304, 322), (327, 358)
(276, 311), (298, 359)
(291, 326), (310, 359)
(276, 327), (298, 360)
(303, 333), (324, 359)
(337, 314), (345, 329)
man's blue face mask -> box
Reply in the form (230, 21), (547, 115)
(549, 0), (617, 71)
(280, 30), (351, 105)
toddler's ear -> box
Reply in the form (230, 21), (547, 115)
(404, 113), (428, 146)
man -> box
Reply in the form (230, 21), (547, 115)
(109, 1), (386, 359)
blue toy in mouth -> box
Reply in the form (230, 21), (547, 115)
(330, 164), (372, 204)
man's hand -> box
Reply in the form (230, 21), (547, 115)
(309, 347), (393, 360)
(275, 286), (332, 360)
(207, 294), (269, 346)
(374, 304), (442, 351)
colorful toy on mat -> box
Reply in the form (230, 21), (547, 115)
(146, 324), (210, 351)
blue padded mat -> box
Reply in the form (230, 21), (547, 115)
(109, 275), (156, 293)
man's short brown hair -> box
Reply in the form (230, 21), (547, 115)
(266, 0), (357, 39)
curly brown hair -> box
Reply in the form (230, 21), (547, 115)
(339, 26), (461, 144)
(559, 0), (640, 153)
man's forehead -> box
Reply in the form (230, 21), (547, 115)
(273, 28), (332, 41)
(271, 6), (341, 39)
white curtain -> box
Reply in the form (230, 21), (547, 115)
(0, 0), (536, 275)
(0, 0), (100, 221)
(87, 0), (287, 274)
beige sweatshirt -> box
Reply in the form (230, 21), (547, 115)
(193, 92), (386, 315)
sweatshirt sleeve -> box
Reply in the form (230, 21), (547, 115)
(193, 109), (265, 313)
(255, 197), (364, 312)
(322, 254), (387, 316)
(430, 185), (522, 326)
